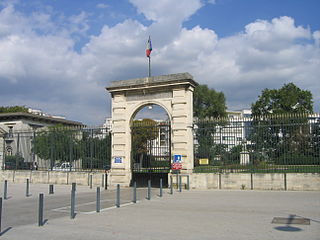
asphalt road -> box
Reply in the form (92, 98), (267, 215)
(0, 182), (153, 229)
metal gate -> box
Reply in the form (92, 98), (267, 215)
(131, 119), (171, 187)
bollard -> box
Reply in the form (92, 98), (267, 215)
(187, 175), (190, 190)
(0, 197), (2, 233)
(70, 190), (76, 219)
(179, 175), (182, 192)
(26, 178), (30, 197)
(101, 175), (104, 188)
(38, 193), (44, 226)
(49, 184), (54, 194)
(147, 179), (151, 200)
(72, 182), (76, 192)
(90, 175), (93, 189)
(170, 175), (173, 195)
(159, 178), (163, 197)
(96, 187), (100, 213)
(133, 182), (137, 203)
(4, 180), (8, 200)
(104, 174), (108, 190)
(116, 184), (120, 208)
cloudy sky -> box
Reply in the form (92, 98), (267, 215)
(0, 0), (319, 125)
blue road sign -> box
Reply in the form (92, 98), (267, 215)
(173, 155), (182, 163)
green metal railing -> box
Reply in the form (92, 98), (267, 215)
(3, 127), (111, 172)
(193, 113), (320, 173)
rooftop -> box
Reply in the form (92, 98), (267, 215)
(0, 112), (84, 127)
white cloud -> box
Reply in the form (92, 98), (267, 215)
(96, 3), (108, 9)
(0, 2), (319, 125)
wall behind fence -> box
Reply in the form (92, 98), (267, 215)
(0, 170), (107, 187)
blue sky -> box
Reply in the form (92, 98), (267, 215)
(0, 0), (319, 125)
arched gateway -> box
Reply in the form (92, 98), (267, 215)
(106, 73), (198, 186)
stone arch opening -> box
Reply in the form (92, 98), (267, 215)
(130, 103), (171, 187)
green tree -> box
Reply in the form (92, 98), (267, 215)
(193, 85), (227, 119)
(0, 106), (28, 113)
(250, 83), (314, 166)
(251, 83), (313, 115)
(33, 126), (81, 169)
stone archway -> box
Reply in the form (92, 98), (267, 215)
(106, 73), (198, 186)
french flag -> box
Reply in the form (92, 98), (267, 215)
(146, 36), (152, 57)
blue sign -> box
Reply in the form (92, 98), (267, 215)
(114, 157), (122, 163)
(173, 154), (182, 163)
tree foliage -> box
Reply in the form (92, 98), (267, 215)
(0, 106), (29, 113)
(193, 85), (227, 119)
(251, 83), (313, 116)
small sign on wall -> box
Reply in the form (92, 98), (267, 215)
(114, 157), (122, 163)
(173, 154), (182, 163)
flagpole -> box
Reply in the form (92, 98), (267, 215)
(148, 56), (151, 77)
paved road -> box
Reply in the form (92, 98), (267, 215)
(0, 182), (319, 240)
(0, 182), (153, 228)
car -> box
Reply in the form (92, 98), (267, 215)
(52, 162), (74, 171)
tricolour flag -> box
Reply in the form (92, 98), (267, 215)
(146, 36), (152, 57)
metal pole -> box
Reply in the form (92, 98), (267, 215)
(170, 175), (173, 194)
(49, 184), (54, 194)
(70, 190), (75, 219)
(38, 193), (44, 226)
(159, 178), (163, 197)
(90, 175), (93, 189)
(104, 174), (108, 190)
(96, 187), (100, 213)
(116, 184), (120, 208)
(147, 179), (151, 200)
(148, 56), (151, 77)
(26, 178), (30, 197)
(187, 175), (190, 190)
(179, 175), (182, 192)
(4, 180), (7, 200)
(133, 181), (137, 203)
(0, 197), (2, 233)
(72, 182), (76, 192)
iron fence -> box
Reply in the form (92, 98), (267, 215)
(193, 113), (320, 173)
(2, 126), (111, 171)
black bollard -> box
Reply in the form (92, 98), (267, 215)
(179, 175), (182, 192)
(133, 182), (137, 203)
(187, 175), (190, 190)
(170, 175), (173, 195)
(96, 187), (100, 213)
(70, 190), (75, 219)
(104, 174), (108, 190)
(147, 179), (151, 200)
(0, 197), (2, 233)
(159, 178), (163, 197)
(90, 175), (93, 189)
(26, 178), (30, 197)
(38, 193), (44, 226)
(49, 184), (54, 194)
(4, 180), (8, 200)
(116, 184), (120, 208)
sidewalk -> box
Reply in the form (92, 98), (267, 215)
(1, 189), (319, 240)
